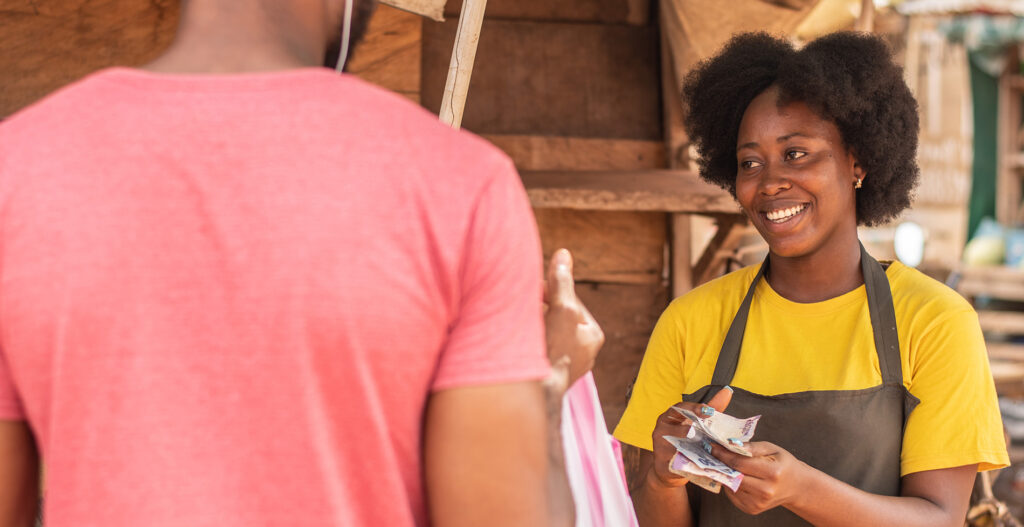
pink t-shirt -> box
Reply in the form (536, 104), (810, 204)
(0, 68), (549, 526)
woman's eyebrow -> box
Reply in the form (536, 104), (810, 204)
(737, 132), (813, 151)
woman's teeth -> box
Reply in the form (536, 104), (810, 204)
(765, 204), (806, 223)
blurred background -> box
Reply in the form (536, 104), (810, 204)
(5, 0), (1024, 521)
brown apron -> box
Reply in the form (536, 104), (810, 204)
(682, 245), (920, 526)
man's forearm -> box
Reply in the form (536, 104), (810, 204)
(0, 421), (40, 527)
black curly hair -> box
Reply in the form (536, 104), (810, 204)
(682, 32), (920, 226)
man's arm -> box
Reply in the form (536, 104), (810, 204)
(424, 381), (565, 527)
(0, 421), (39, 527)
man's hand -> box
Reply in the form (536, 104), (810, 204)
(713, 440), (809, 515)
(543, 249), (604, 390)
(649, 387), (734, 489)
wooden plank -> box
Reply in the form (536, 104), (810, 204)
(979, 311), (1024, 335)
(536, 210), (665, 285)
(483, 135), (665, 171)
(422, 19), (661, 139)
(578, 282), (668, 431)
(959, 266), (1024, 303)
(381, 0), (446, 21)
(990, 360), (1024, 398)
(997, 46), (1022, 226)
(694, 215), (750, 285)
(347, 5), (422, 102)
(442, 0), (651, 25)
(0, 0), (180, 117)
(986, 341), (1024, 361)
(521, 170), (738, 213)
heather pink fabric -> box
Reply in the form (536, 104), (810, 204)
(0, 68), (549, 526)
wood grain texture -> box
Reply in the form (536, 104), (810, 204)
(0, 0), (180, 117)
(535, 209), (665, 284)
(422, 19), (661, 139)
(578, 282), (668, 431)
(521, 170), (738, 213)
(484, 135), (665, 171)
(347, 5), (423, 102)
(441, 0), (650, 25)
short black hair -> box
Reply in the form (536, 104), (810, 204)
(682, 32), (920, 226)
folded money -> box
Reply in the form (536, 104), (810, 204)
(671, 406), (760, 457)
(664, 435), (743, 493)
(669, 453), (722, 493)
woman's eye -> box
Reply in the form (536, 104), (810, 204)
(785, 150), (807, 161)
(740, 160), (762, 170)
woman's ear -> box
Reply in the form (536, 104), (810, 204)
(852, 160), (866, 187)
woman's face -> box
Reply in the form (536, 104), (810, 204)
(734, 87), (864, 259)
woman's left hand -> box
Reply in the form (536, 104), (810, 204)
(711, 441), (811, 515)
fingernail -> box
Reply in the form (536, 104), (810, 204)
(555, 248), (571, 266)
(702, 440), (713, 454)
(701, 406), (714, 417)
(724, 385), (734, 393)
(729, 438), (743, 446)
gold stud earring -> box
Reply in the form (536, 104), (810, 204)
(854, 178), (863, 189)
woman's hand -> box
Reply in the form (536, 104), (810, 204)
(649, 388), (734, 489)
(712, 441), (811, 515)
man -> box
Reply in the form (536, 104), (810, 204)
(0, 1), (603, 525)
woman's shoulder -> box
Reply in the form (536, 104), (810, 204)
(887, 261), (974, 318)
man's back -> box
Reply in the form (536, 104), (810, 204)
(0, 68), (548, 526)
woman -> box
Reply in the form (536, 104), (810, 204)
(613, 32), (1009, 526)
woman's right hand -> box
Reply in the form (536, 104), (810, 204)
(648, 387), (734, 488)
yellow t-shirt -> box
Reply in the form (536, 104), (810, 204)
(613, 261), (1009, 476)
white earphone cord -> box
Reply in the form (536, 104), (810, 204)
(335, 0), (353, 72)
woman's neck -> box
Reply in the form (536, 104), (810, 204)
(765, 238), (864, 304)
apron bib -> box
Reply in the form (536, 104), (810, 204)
(682, 245), (920, 526)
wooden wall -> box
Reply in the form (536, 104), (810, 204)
(0, 0), (668, 430)
(423, 0), (668, 427)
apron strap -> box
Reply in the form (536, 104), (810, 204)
(710, 244), (903, 387)
(861, 244), (903, 385)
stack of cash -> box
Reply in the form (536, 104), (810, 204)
(662, 408), (760, 493)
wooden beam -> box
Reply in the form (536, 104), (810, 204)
(958, 266), (1024, 303)
(855, 0), (875, 32)
(535, 209), (665, 284)
(978, 310), (1024, 335)
(484, 135), (665, 171)
(693, 215), (749, 285)
(438, 0), (488, 128)
(520, 170), (738, 213)
(443, 0), (651, 25)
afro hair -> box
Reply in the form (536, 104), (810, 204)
(682, 32), (920, 226)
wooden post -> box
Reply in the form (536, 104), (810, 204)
(439, 0), (488, 129)
(855, 0), (875, 32)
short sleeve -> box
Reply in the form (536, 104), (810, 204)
(431, 155), (550, 391)
(613, 301), (688, 451)
(0, 351), (25, 420)
(901, 308), (1009, 475)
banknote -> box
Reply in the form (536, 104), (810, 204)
(672, 407), (760, 456)
(664, 436), (743, 493)
(668, 453), (722, 493)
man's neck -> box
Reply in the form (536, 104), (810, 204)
(144, 1), (328, 73)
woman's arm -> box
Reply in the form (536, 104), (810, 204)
(714, 442), (976, 527)
(628, 389), (734, 527)
(631, 449), (694, 527)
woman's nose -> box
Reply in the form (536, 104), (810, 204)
(758, 164), (792, 195)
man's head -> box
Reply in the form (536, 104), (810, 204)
(323, 0), (379, 70)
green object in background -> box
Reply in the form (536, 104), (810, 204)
(968, 51), (999, 239)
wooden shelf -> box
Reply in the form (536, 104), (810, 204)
(979, 311), (1024, 335)
(520, 169), (739, 213)
(987, 341), (1024, 361)
(958, 266), (1024, 302)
